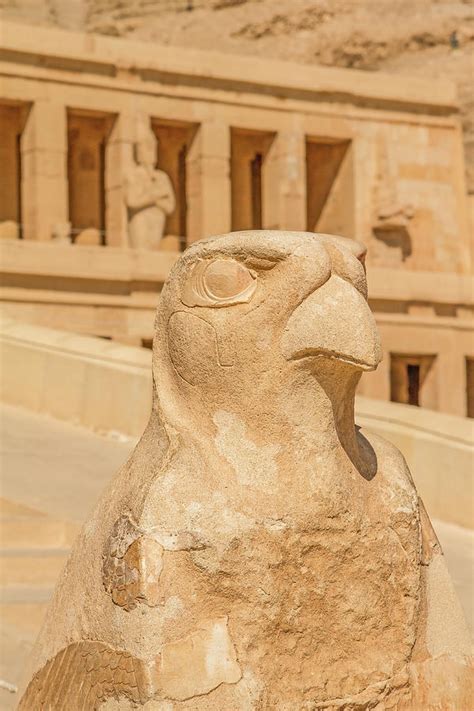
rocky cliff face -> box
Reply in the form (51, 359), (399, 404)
(2, 0), (473, 193)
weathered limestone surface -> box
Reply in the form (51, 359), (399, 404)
(18, 231), (472, 709)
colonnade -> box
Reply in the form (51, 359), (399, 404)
(5, 102), (315, 248)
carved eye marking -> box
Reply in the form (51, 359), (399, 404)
(182, 258), (257, 307)
(204, 259), (255, 299)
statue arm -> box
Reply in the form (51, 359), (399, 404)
(154, 173), (176, 215)
(125, 174), (156, 210)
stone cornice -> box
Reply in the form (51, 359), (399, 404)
(0, 21), (458, 116)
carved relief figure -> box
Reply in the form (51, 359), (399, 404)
(372, 135), (415, 264)
(125, 119), (175, 250)
(19, 231), (472, 709)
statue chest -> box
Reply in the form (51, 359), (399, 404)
(190, 483), (421, 706)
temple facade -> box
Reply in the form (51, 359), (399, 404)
(0, 22), (472, 416)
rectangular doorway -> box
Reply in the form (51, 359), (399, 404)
(231, 128), (274, 232)
(0, 103), (27, 239)
(390, 354), (437, 408)
(151, 120), (197, 250)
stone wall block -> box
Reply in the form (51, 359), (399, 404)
(21, 149), (67, 179)
(21, 101), (68, 241)
(186, 119), (231, 243)
(263, 128), (306, 231)
(104, 112), (138, 247)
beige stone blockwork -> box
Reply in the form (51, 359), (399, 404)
(186, 119), (231, 243)
(0, 21), (472, 424)
(21, 101), (68, 241)
(1, 315), (472, 531)
(356, 396), (474, 529)
(0, 317), (152, 435)
(0, 240), (179, 341)
(74, 228), (102, 246)
(368, 123), (471, 274)
(359, 315), (472, 416)
(105, 112), (134, 247)
(262, 127), (307, 231)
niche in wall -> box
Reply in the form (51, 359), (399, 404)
(306, 137), (354, 237)
(151, 119), (197, 249)
(231, 128), (275, 232)
(67, 109), (114, 244)
(390, 353), (437, 409)
(0, 102), (28, 239)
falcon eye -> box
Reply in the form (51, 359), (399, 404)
(181, 258), (257, 308)
(203, 259), (255, 299)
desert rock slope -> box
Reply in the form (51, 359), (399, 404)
(2, 0), (473, 194)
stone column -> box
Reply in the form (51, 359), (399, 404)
(186, 119), (231, 244)
(105, 112), (136, 248)
(262, 127), (306, 231)
(21, 101), (68, 241)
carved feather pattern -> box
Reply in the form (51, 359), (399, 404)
(102, 516), (164, 611)
(18, 641), (154, 710)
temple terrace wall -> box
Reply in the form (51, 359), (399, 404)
(1, 316), (472, 529)
(0, 22), (473, 417)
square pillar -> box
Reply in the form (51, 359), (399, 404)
(263, 128), (306, 231)
(105, 112), (135, 248)
(186, 119), (231, 244)
(263, 129), (306, 230)
(21, 101), (68, 241)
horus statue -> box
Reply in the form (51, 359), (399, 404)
(19, 231), (472, 709)
(125, 119), (175, 250)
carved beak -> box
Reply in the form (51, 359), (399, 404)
(281, 275), (382, 371)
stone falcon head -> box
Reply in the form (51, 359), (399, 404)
(18, 232), (472, 711)
(152, 230), (382, 432)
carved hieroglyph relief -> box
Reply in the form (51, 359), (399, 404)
(372, 135), (415, 264)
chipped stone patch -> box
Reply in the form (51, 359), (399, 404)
(157, 617), (242, 700)
(213, 410), (280, 488)
(103, 517), (205, 610)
